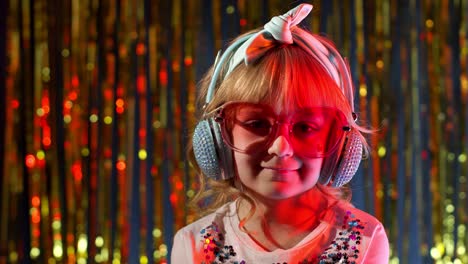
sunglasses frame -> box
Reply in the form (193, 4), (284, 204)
(205, 101), (352, 158)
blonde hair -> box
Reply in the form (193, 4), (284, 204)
(188, 28), (371, 219)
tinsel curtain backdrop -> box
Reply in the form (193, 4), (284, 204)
(0, 0), (467, 263)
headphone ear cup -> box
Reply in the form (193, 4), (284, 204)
(192, 119), (233, 180)
(331, 129), (363, 187)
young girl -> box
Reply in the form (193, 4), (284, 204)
(172, 4), (389, 263)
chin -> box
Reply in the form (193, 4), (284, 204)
(259, 187), (306, 200)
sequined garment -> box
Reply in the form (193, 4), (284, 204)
(171, 200), (389, 263)
(199, 211), (365, 264)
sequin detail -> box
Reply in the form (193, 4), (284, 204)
(200, 222), (245, 264)
(317, 211), (364, 264)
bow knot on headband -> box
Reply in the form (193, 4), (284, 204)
(263, 4), (311, 43)
(227, 4), (313, 73)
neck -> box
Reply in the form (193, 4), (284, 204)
(239, 188), (328, 238)
(243, 188), (328, 222)
(237, 188), (330, 250)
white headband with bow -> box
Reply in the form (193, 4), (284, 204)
(222, 3), (355, 111)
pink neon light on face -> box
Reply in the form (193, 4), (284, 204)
(209, 44), (353, 200)
(231, 104), (325, 200)
(218, 102), (348, 200)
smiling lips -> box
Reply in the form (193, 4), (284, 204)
(265, 167), (297, 172)
(264, 167), (298, 182)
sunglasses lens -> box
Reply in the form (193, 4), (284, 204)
(290, 108), (346, 157)
(222, 103), (274, 151)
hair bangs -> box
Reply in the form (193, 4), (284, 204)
(262, 45), (351, 116)
(208, 43), (352, 122)
(216, 45), (349, 114)
(211, 61), (272, 107)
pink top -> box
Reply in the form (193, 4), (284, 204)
(171, 200), (389, 263)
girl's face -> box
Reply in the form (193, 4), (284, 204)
(220, 101), (347, 200)
(208, 45), (351, 199)
(234, 139), (323, 200)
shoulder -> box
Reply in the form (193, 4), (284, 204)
(171, 202), (236, 262)
(173, 201), (235, 246)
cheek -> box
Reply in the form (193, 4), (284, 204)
(232, 152), (262, 179)
(300, 158), (323, 181)
(231, 127), (268, 153)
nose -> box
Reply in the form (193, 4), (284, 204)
(268, 123), (293, 157)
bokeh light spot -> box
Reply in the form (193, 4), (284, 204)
(26, 154), (36, 168)
(226, 5), (235, 14)
(90, 114), (99, 123)
(104, 116), (113, 124)
(138, 150), (147, 160)
(153, 228), (162, 238)
(95, 236), (104, 247)
(36, 150), (45, 160)
(30, 247), (40, 259)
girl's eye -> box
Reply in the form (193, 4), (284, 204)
(244, 119), (272, 129)
(293, 122), (320, 136)
(240, 119), (272, 136)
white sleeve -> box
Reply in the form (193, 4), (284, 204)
(360, 223), (390, 263)
(171, 229), (194, 263)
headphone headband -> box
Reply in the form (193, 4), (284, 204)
(205, 34), (255, 103)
